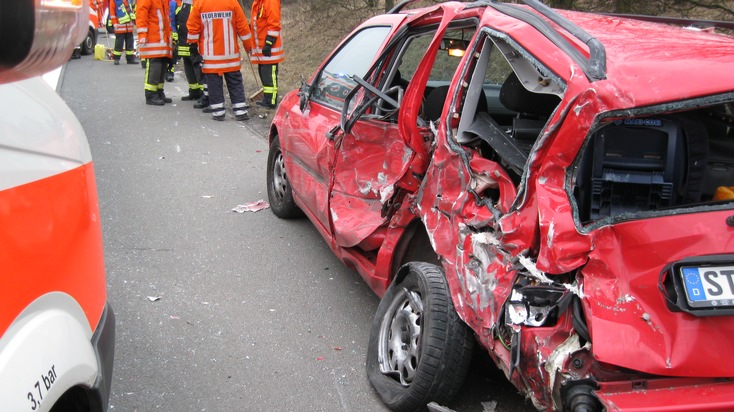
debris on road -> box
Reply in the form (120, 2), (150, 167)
(232, 199), (269, 213)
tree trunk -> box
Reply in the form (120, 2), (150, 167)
(385, 0), (394, 12)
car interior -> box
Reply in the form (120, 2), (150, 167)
(573, 104), (734, 223)
(354, 22), (734, 227)
(456, 34), (563, 181)
(445, 32), (734, 224)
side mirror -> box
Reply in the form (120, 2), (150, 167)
(0, 0), (89, 84)
(298, 78), (311, 112)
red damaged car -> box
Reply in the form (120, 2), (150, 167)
(266, 0), (734, 410)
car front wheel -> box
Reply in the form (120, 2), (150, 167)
(367, 262), (474, 411)
(267, 135), (302, 218)
(81, 28), (96, 55)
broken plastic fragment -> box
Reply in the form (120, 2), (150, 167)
(147, 296), (161, 302)
(232, 200), (270, 213)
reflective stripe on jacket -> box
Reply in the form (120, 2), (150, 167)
(136, 0), (173, 59)
(176, 0), (193, 56)
(249, 0), (283, 64)
(186, 0), (254, 74)
(111, 0), (136, 34)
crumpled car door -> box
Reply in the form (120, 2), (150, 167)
(328, 4), (465, 248)
(279, 21), (404, 234)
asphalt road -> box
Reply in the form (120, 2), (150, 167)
(59, 42), (535, 412)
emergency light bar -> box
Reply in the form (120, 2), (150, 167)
(0, 0), (88, 84)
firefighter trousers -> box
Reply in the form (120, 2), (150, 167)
(206, 71), (248, 118)
(258, 63), (279, 106)
(144, 58), (167, 94)
(182, 56), (204, 98)
(113, 32), (136, 62)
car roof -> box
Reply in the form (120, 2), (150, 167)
(383, 2), (733, 106)
(562, 9), (734, 103)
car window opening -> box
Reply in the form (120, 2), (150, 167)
(368, 24), (478, 125)
(456, 35), (563, 188)
(573, 100), (734, 224)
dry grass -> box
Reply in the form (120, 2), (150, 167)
(241, 2), (360, 98)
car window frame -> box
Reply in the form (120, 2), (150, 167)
(310, 25), (393, 111)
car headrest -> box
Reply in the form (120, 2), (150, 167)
(499, 72), (560, 117)
(423, 85), (450, 122)
(424, 85), (488, 122)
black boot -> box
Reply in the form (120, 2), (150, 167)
(158, 90), (173, 103)
(113, 58), (120, 66)
(193, 96), (209, 109)
(126, 56), (138, 64)
(145, 90), (164, 106)
(182, 89), (203, 101)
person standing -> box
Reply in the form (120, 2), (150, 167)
(175, 0), (205, 102)
(187, 0), (254, 121)
(110, 0), (138, 65)
(136, 0), (173, 105)
(166, 0), (182, 82)
(250, 0), (283, 109)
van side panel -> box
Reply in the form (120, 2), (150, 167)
(0, 162), (106, 335)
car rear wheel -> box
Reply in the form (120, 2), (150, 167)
(267, 135), (302, 218)
(367, 262), (474, 411)
(81, 28), (96, 55)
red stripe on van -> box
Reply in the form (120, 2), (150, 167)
(0, 163), (106, 335)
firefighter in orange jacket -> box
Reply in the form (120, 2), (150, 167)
(187, 0), (254, 121)
(110, 0), (137, 64)
(137, 0), (174, 105)
(250, 0), (283, 108)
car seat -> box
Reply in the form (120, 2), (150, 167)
(423, 84), (488, 122)
(498, 72), (561, 141)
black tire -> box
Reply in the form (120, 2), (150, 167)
(266, 135), (302, 218)
(367, 262), (474, 411)
(81, 28), (96, 55)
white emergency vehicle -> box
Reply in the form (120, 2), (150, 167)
(0, 1), (115, 411)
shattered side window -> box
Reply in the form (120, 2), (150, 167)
(312, 26), (391, 109)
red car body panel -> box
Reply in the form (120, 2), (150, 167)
(271, 2), (734, 410)
(582, 211), (734, 377)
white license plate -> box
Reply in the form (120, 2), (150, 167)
(681, 265), (734, 308)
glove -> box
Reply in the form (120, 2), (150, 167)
(263, 35), (276, 57)
(172, 32), (179, 42)
(191, 53), (203, 66)
(189, 43), (198, 55)
(138, 36), (147, 45)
